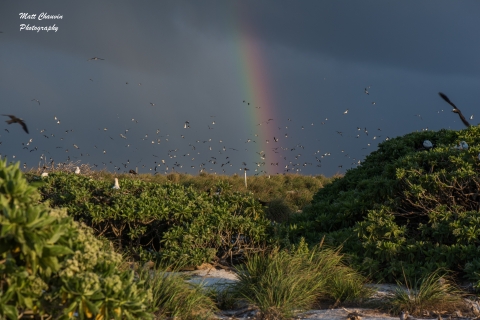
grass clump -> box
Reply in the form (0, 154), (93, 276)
(327, 265), (374, 306)
(140, 268), (217, 320)
(389, 269), (464, 316)
(232, 240), (370, 319)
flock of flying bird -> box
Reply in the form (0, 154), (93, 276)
(1, 55), (476, 176)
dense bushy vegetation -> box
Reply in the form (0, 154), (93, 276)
(32, 173), (272, 268)
(27, 169), (333, 213)
(284, 127), (480, 285)
(0, 159), (152, 319)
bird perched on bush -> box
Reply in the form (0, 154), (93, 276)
(74, 166), (80, 174)
(112, 178), (120, 189)
(453, 141), (468, 150)
(423, 140), (433, 149)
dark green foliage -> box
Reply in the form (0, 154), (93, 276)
(34, 173), (271, 267)
(263, 198), (291, 223)
(0, 159), (152, 319)
(281, 127), (480, 284)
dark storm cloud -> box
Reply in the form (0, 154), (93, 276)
(3, 1), (479, 76)
(173, 1), (480, 77)
(1, 1), (480, 177)
(0, 1), (206, 75)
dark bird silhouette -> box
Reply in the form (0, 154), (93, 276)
(87, 57), (104, 61)
(3, 115), (29, 133)
(438, 92), (471, 127)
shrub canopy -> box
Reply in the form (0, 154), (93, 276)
(34, 173), (271, 268)
(285, 127), (480, 284)
(0, 159), (152, 320)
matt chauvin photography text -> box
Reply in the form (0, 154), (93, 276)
(19, 12), (63, 32)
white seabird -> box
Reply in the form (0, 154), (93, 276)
(423, 140), (433, 149)
(41, 172), (48, 178)
(112, 178), (120, 189)
(453, 141), (469, 150)
(74, 166), (80, 174)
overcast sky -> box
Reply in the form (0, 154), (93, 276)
(1, 1), (480, 177)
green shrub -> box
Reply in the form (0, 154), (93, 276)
(26, 169), (332, 213)
(0, 159), (152, 319)
(33, 173), (271, 268)
(283, 127), (480, 283)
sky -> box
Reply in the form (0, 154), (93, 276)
(1, 1), (480, 177)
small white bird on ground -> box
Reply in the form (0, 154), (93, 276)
(74, 166), (80, 174)
(112, 178), (120, 189)
(423, 140), (433, 149)
(41, 172), (48, 178)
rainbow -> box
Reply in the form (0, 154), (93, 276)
(233, 3), (281, 174)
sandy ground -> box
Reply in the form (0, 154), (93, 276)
(181, 267), (477, 320)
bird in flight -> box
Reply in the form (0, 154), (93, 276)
(3, 114), (29, 133)
(87, 57), (104, 61)
(438, 92), (471, 127)
(31, 98), (40, 105)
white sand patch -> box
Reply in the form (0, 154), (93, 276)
(186, 268), (238, 290)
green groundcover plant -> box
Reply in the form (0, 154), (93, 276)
(0, 159), (153, 320)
